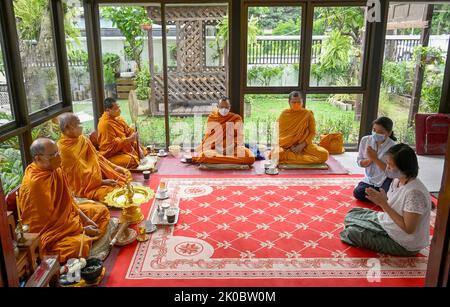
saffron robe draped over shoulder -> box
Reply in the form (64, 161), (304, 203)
(271, 108), (329, 164)
(97, 112), (147, 169)
(192, 111), (255, 165)
(58, 134), (131, 202)
(18, 163), (110, 263)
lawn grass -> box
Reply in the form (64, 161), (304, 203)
(72, 92), (414, 147)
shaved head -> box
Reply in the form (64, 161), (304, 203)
(58, 113), (78, 132)
(58, 112), (83, 138)
(30, 138), (57, 160)
(30, 138), (61, 170)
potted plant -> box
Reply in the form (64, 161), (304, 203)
(141, 19), (152, 31)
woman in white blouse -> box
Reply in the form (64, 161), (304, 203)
(354, 117), (397, 202)
(341, 144), (431, 256)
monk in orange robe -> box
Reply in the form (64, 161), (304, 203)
(192, 98), (255, 165)
(57, 113), (131, 202)
(18, 138), (110, 263)
(97, 97), (147, 169)
(271, 91), (329, 165)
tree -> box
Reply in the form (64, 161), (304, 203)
(431, 4), (450, 35)
(101, 6), (151, 71)
(14, 0), (81, 111)
(273, 18), (301, 36)
(14, 0), (80, 43)
(213, 15), (258, 66)
(313, 7), (365, 45)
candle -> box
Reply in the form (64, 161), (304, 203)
(16, 201), (21, 222)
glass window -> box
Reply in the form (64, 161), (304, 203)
(100, 4), (166, 148)
(247, 6), (302, 87)
(0, 137), (23, 194)
(14, 0), (62, 114)
(64, 0), (95, 134)
(243, 93), (362, 148)
(0, 29), (13, 127)
(165, 3), (228, 150)
(380, 2), (450, 145)
(310, 6), (366, 87)
(32, 117), (61, 141)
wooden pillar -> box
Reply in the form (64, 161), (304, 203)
(359, 0), (389, 143)
(161, 3), (170, 149)
(0, 0), (32, 165)
(438, 37), (450, 114)
(50, 0), (72, 109)
(408, 4), (434, 127)
(426, 128), (450, 287)
(230, 0), (241, 115)
(146, 6), (157, 115)
(84, 0), (104, 127)
(0, 180), (19, 287)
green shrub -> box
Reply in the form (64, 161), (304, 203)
(421, 72), (443, 113)
(67, 49), (88, 66)
(0, 148), (23, 194)
(316, 115), (356, 143)
(135, 66), (151, 100)
(382, 60), (414, 95)
(103, 53), (120, 72)
(102, 53), (120, 86)
(247, 66), (284, 86)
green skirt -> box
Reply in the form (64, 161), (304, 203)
(340, 208), (418, 257)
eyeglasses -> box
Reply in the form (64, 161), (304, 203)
(39, 150), (60, 158)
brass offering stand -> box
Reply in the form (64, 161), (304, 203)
(105, 181), (154, 246)
(15, 218), (28, 246)
(105, 181), (154, 224)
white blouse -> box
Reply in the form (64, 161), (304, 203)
(378, 178), (431, 252)
(357, 135), (396, 187)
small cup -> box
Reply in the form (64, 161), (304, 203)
(266, 166), (277, 174)
(161, 203), (170, 214)
(166, 208), (177, 224)
(159, 149), (165, 155)
(143, 170), (150, 180)
(184, 154), (192, 163)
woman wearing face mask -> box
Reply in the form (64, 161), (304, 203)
(341, 144), (431, 256)
(353, 117), (397, 202)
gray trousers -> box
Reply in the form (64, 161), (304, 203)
(340, 208), (419, 257)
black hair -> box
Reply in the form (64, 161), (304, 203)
(386, 143), (418, 179)
(373, 116), (397, 141)
(104, 97), (117, 110)
(288, 91), (305, 102)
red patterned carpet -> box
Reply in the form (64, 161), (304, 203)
(156, 156), (349, 175)
(104, 174), (435, 287)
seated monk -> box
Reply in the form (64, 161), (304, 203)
(192, 98), (255, 165)
(271, 91), (329, 165)
(57, 112), (132, 202)
(18, 138), (110, 263)
(97, 97), (147, 169)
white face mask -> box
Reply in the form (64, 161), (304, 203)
(219, 108), (229, 116)
(372, 131), (386, 142)
(386, 167), (403, 179)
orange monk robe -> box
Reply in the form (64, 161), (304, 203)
(97, 112), (147, 169)
(192, 111), (255, 165)
(58, 134), (132, 202)
(271, 108), (329, 164)
(18, 163), (110, 263)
